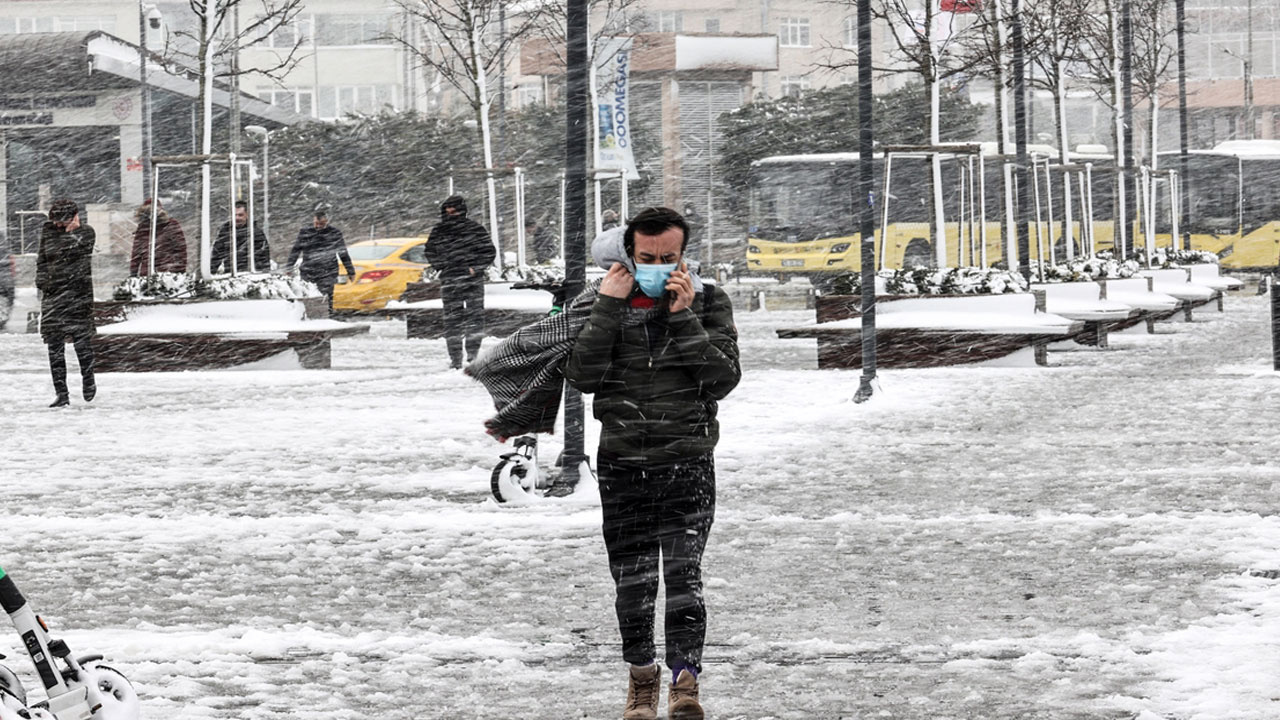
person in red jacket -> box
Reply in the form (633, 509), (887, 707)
(129, 199), (188, 276)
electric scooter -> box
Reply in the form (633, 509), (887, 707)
(0, 567), (139, 720)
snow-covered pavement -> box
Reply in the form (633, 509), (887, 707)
(1, 289), (1278, 719)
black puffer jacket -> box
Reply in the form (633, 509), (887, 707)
(37, 221), (96, 343)
(425, 198), (495, 280)
(288, 225), (355, 283)
(564, 286), (741, 463)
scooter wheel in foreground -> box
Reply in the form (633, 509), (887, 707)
(490, 455), (537, 504)
(69, 660), (140, 720)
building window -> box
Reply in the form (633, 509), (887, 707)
(516, 84), (544, 108)
(265, 15), (314, 48)
(705, 18), (721, 33)
(314, 14), (392, 46)
(780, 76), (810, 97)
(317, 84), (396, 119)
(844, 16), (857, 48)
(779, 17), (810, 47)
(657, 11), (682, 32)
(258, 88), (315, 117)
(0, 16), (114, 33)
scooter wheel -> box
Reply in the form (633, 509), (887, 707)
(0, 663), (25, 707)
(72, 661), (140, 720)
(491, 455), (537, 504)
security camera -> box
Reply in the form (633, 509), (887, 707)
(146, 5), (163, 30)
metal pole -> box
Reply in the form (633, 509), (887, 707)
(148, 167), (160, 275)
(246, 160), (257, 273)
(853, 0), (876, 403)
(138, 1), (153, 202)
(1011, 0), (1032, 280)
(1272, 270), (1280, 371)
(561, 0), (590, 481)
(1176, 0), (1191, 250)
(262, 132), (270, 246)
(1122, 0), (1136, 257)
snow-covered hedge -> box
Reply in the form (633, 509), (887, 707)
(827, 267), (1028, 296)
(487, 261), (565, 285)
(112, 272), (321, 301)
(1141, 248), (1219, 267)
(1031, 253), (1140, 283)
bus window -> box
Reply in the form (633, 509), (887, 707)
(748, 162), (855, 241)
(1186, 155), (1240, 234)
(903, 237), (935, 268)
(1241, 159), (1280, 235)
(884, 157), (933, 223)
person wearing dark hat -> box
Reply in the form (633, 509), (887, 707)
(212, 200), (271, 274)
(287, 207), (356, 311)
(129, 198), (187, 276)
(36, 198), (97, 407)
(424, 195), (496, 368)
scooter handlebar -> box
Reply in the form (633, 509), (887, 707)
(0, 569), (26, 615)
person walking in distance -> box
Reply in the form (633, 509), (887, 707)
(37, 198), (98, 407)
(287, 206), (356, 312)
(424, 195), (495, 369)
(129, 198), (187, 276)
(211, 200), (271, 274)
(564, 207), (740, 720)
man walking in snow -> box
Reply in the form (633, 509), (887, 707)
(212, 201), (271, 274)
(287, 206), (356, 312)
(424, 195), (495, 368)
(564, 206), (740, 720)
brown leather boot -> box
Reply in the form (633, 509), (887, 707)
(623, 663), (660, 720)
(667, 669), (703, 720)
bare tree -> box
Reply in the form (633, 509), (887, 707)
(162, 0), (307, 278)
(386, 0), (549, 251)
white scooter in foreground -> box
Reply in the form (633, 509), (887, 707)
(0, 567), (139, 720)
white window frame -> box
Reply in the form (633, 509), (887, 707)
(780, 76), (810, 97)
(657, 11), (682, 33)
(779, 17), (811, 48)
(844, 16), (857, 48)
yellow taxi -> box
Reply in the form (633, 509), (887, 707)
(332, 237), (430, 312)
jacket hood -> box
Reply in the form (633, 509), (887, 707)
(590, 226), (703, 292)
(441, 195), (468, 219)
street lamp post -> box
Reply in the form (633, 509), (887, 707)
(244, 125), (271, 244)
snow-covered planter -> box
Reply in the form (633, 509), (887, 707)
(827, 267), (1028, 296)
(112, 271), (320, 301)
(1031, 253), (1140, 283)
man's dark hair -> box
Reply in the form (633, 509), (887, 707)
(234, 200), (248, 211)
(623, 206), (689, 257)
(48, 198), (78, 223)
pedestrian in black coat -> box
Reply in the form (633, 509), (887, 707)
(424, 195), (496, 368)
(36, 198), (97, 407)
(212, 201), (271, 274)
(287, 208), (356, 311)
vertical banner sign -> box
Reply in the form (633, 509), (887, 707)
(594, 37), (640, 181)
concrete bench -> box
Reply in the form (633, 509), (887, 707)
(1139, 268), (1222, 317)
(776, 292), (1082, 369)
(1030, 281), (1138, 348)
(1098, 277), (1185, 332)
(1187, 263), (1244, 292)
(387, 282), (554, 339)
(92, 298), (369, 371)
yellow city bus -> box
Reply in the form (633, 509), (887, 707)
(746, 142), (1280, 281)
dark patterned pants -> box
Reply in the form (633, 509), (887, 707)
(47, 333), (94, 396)
(441, 275), (485, 363)
(598, 452), (716, 672)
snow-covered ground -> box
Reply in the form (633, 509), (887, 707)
(1, 288), (1278, 719)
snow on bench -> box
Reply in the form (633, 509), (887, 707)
(1139, 268), (1223, 315)
(1030, 281), (1138, 348)
(386, 282), (554, 339)
(1187, 263), (1245, 292)
(93, 298), (369, 371)
(776, 291), (1083, 369)
(1099, 277), (1184, 332)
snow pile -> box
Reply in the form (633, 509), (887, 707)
(112, 272), (320, 301)
(829, 266), (1028, 295)
(1032, 253), (1140, 283)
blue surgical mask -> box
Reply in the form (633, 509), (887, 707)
(634, 262), (678, 298)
